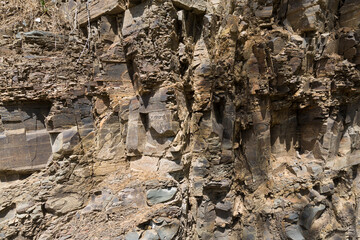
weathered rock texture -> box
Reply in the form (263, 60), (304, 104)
(0, 0), (360, 239)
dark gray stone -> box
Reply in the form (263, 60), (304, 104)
(299, 204), (326, 230)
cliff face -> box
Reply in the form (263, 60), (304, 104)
(0, 0), (360, 239)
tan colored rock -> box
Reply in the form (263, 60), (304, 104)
(45, 195), (83, 215)
(130, 156), (159, 172)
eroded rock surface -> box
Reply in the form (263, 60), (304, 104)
(0, 0), (360, 239)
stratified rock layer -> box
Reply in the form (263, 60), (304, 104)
(0, 0), (360, 239)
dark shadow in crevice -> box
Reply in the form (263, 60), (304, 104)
(2, 101), (52, 128)
(0, 203), (16, 218)
(125, 58), (136, 83)
(0, 172), (33, 182)
(140, 112), (149, 131)
(213, 98), (225, 124)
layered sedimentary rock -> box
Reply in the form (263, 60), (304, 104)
(0, 0), (360, 239)
(0, 102), (52, 172)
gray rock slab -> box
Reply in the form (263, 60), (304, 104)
(157, 221), (180, 240)
(299, 204), (326, 230)
(285, 225), (305, 240)
(140, 230), (159, 240)
(146, 187), (177, 205)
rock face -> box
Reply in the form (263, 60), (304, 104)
(0, 102), (52, 172)
(0, 0), (360, 239)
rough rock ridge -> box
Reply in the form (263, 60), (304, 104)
(0, 0), (360, 239)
